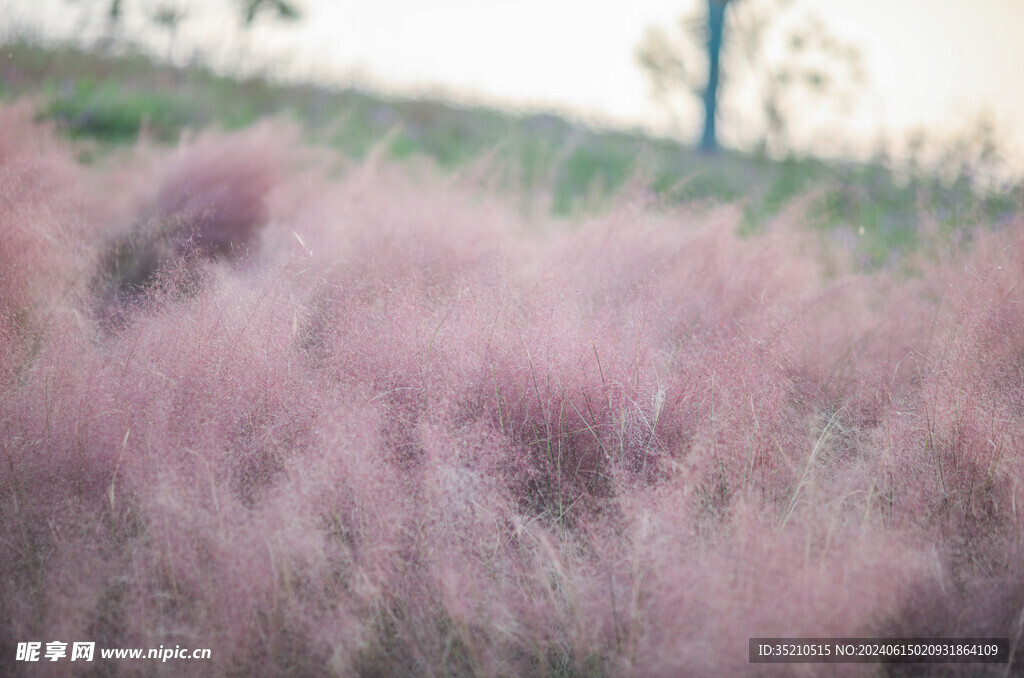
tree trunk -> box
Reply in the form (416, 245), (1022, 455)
(700, 0), (727, 152)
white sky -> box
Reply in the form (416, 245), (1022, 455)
(8, 0), (1024, 171)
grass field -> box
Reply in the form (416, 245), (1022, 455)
(2, 39), (1024, 677)
(3, 38), (1021, 263)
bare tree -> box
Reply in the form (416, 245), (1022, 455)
(701, 0), (727, 152)
(638, 0), (863, 154)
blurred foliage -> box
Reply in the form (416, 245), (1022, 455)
(75, 0), (302, 31)
(45, 79), (191, 142)
(1, 37), (1021, 269)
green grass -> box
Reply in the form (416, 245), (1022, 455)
(2, 36), (1021, 265)
(44, 79), (192, 142)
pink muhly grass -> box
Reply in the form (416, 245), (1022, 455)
(4, 104), (1024, 677)
(92, 123), (300, 325)
(0, 105), (94, 333)
(146, 123), (294, 259)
